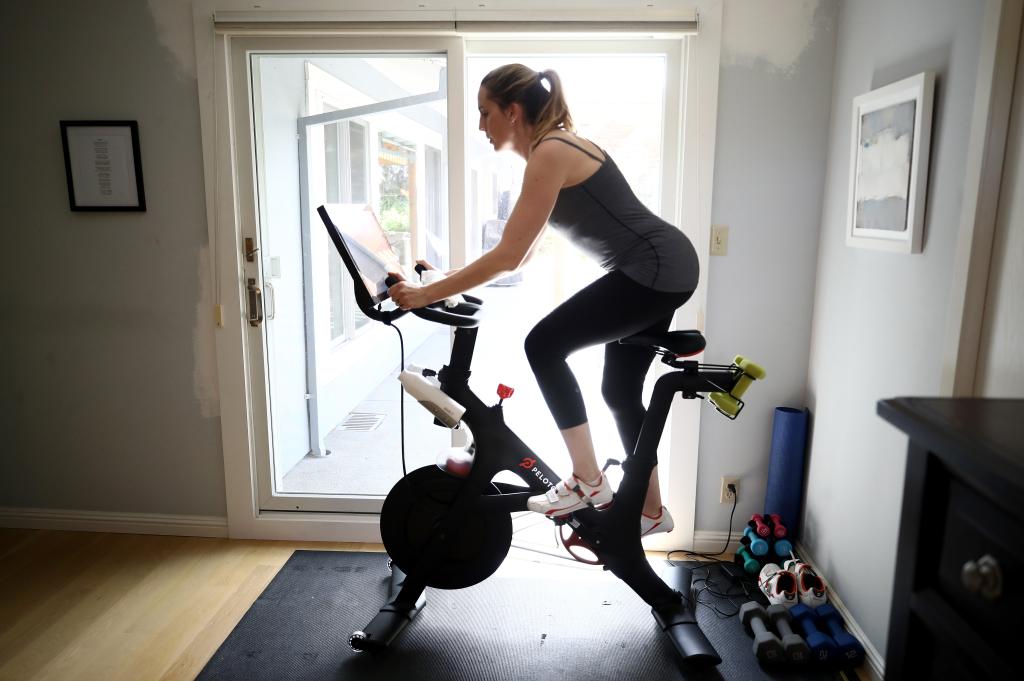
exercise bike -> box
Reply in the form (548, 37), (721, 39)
(318, 204), (766, 668)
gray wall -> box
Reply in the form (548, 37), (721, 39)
(695, 0), (838, 530)
(0, 0), (225, 516)
(801, 0), (986, 658)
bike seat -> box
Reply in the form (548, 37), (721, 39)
(620, 330), (706, 357)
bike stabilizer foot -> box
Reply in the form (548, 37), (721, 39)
(652, 603), (721, 665)
(651, 564), (721, 665)
(350, 565), (427, 652)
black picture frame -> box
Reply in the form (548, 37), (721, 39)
(60, 120), (146, 211)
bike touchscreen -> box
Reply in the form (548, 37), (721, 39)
(319, 203), (407, 305)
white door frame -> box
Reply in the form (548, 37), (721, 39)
(942, 0), (1024, 396)
(191, 3), (722, 542)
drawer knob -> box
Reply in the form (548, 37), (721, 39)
(961, 554), (1002, 601)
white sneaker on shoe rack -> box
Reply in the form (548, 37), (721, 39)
(758, 563), (798, 608)
(783, 558), (828, 607)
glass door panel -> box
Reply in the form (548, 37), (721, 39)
(249, 53), (452, 512)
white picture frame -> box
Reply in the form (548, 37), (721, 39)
(846, 72), (934, 253)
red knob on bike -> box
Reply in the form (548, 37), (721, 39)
(497, 384), (515, 400)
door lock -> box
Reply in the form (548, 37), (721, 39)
(244, 237), (259, 263)
(247, 278), (263, 327)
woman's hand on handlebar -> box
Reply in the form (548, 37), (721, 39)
(387, 272), (433, 311)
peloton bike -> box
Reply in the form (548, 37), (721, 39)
(318, 204), (765, 669)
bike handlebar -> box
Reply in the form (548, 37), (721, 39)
(384, 275), (481, 328)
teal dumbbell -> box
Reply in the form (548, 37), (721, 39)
(815, 604), (865, 666)
(736, 545), (760, 574)
(743, 526), (769, 555)
(773, 537), (793, 558)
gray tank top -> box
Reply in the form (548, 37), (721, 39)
(542, 137), (699, 293)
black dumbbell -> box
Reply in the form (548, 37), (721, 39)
(815, 604), (865, 666)
(766, 604), (810, 664)
(791, 604), (837, 663)
(738, 601), (785, 664)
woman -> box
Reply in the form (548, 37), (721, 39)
(388, 64), (699, 537)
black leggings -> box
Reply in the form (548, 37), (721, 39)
(523, 271), (693, 458)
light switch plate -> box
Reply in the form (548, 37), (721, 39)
(711, 224), (729, 256)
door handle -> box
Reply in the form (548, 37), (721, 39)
(247, 278), (263, 327)
(266, 281), (276, 321)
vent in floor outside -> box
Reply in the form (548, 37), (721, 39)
(337, 412), (385, 432)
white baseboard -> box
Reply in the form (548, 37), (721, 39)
(0, 507), (229, 537)
(690, 529), (742, 556)
(795, 541), (885, 681)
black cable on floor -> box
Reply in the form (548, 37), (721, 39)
(664, 489), (758, 617)
(389, 323), (407, 479)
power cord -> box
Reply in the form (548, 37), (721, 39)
(669, 483), (738, 560)
(388, 322), (408, 479)
(667, 483), (758, 618)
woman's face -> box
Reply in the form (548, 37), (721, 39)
(477, 87), (514, 151)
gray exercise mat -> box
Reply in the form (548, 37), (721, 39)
(197, 550), (855, 681)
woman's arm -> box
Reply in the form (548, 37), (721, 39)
(389, 143), (567, 308)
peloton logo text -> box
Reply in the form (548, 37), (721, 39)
(519, 457), (554, 488)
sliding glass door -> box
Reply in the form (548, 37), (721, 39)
(228, 34), (684, 522)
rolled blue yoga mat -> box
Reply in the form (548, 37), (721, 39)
(764, 407), (809, 540)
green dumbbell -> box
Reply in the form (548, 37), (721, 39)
(736, 545), (760, 574)
(710, 356), (766, 417)
(732, 356), (766, 398)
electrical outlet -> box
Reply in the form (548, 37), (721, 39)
(720, 476), (739, 503)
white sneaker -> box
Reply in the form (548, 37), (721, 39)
(783, 558), (827, 607)
(641, 506), (674, 537)
(526, 473), (613, 518)
(758, 563), (798, 608)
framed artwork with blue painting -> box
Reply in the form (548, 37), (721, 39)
(846, 72), (934, 253)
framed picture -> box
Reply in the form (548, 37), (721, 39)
(846, 72), (934, 253)
(60, 120), (146, 211)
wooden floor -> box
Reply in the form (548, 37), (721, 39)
(0, 529), (384, 681)
(0, 528), (717, 681)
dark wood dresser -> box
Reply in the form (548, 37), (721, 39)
(878, 398), (1024, 679)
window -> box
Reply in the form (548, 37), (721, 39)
(325, 119), (371, 340)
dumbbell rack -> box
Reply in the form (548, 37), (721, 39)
(735, 513), (794, 575)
